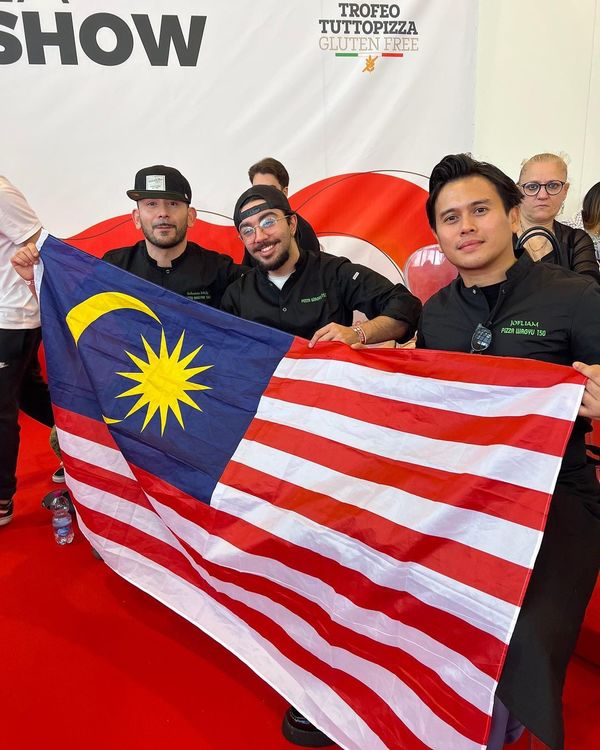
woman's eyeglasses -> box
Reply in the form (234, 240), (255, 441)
(519, 180), (566, 197)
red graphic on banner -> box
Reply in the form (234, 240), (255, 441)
(65, 173), (434, 272)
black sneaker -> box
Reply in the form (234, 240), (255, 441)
(0, 498), (14, 527)
(282, 706), (335, 747)
(52, 464), (65, 483)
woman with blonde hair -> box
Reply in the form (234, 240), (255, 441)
(517, 152), (599, 281)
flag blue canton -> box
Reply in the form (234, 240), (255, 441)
(39, 235), (293, 502)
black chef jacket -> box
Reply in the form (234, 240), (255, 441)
(221, 247), (421, 342)
(103, 241), (246, 308)
(417, 252), (600, 475)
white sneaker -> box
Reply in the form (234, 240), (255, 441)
(52, 464), (65, 483)
(0, 498), (14, 526)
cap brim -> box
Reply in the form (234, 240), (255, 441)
(127, 190), (190, 203)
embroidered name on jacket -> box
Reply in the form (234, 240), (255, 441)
(500, 320), (547, 337)
(300, 292), (327, 304)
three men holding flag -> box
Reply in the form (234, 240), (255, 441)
(9, 159), (600, 750)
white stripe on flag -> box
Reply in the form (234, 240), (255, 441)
(255, 396), (561, 494)
(274, 355), (582, 421)
(56, 427), (133, 478)
(74, 516), (389, 750)
(212, 483), (516, 639)
(67, 475), (177, 546)
(151, 496), (496, 712)
(232, 438), (541, 567)
(72, 477), (486, 750)
(198, 546), (484, 750)
(69, 458), (496, 713)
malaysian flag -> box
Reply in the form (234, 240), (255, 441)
(37, 233), (585, 750)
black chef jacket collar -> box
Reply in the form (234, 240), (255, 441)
(455, 252), (534, 297)
(142, 242), (190, 270)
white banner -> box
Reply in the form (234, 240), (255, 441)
(1, 1), (477, 273)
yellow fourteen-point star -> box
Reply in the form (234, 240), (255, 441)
(116, 330), (212, 434)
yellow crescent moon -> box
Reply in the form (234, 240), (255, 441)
(66, 292), (161, 345)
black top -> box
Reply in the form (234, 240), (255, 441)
(103, 241), (247, 308)
(417, 253), (600, 474)
(242, 213), (321, 266)
(222, 248), (421, 342)
(514, 220), (600, 283)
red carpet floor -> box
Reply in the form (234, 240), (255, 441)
(2, 414), (599, 750)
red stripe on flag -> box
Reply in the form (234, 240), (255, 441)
(75, 501), (489, 748)
(177, 536), (491, 741)
(132, 464), (506, 675)
(285, 339), (585, 388)
(221, 459), (529, 605)
(264, 375), (570, 456)
(243, 418), (549, 529)
(60, 411), (509, 675)
(63, 453), (155, 510)
(54, 404), (119, 450)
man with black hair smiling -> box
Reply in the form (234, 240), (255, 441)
(417, 153), (600, 750)
(222, 184), (420, 349)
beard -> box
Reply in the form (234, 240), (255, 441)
(141, 220), (188, 249)
(251, 241), (290, 273)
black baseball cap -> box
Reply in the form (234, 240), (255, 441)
(233, 184), (292, 228)
(127, 165), (192, 204)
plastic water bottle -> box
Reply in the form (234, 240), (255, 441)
(52, 497), (74, 545)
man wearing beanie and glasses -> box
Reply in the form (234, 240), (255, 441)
(417, 153), (600, 750)
(102, 165), (246, 308)
(222, 184), (420, 350)
(222, 183), (421, 748)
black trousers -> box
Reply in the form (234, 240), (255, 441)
(0, 327), (54, 499)
(497, 469), (600, 749)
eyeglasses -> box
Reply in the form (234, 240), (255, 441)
(519, 180), (566, 197)
(239, 215), (290, 243)
(470, 323), (492, 354)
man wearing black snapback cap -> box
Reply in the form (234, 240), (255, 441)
(103, 165), (246, 308)
(222, 184), (420, 349)
(9, 165), (248, 536)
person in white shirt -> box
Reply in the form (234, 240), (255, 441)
(0, 176), (54, 527)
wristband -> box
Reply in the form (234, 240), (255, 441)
(352, 324), (367, 345)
